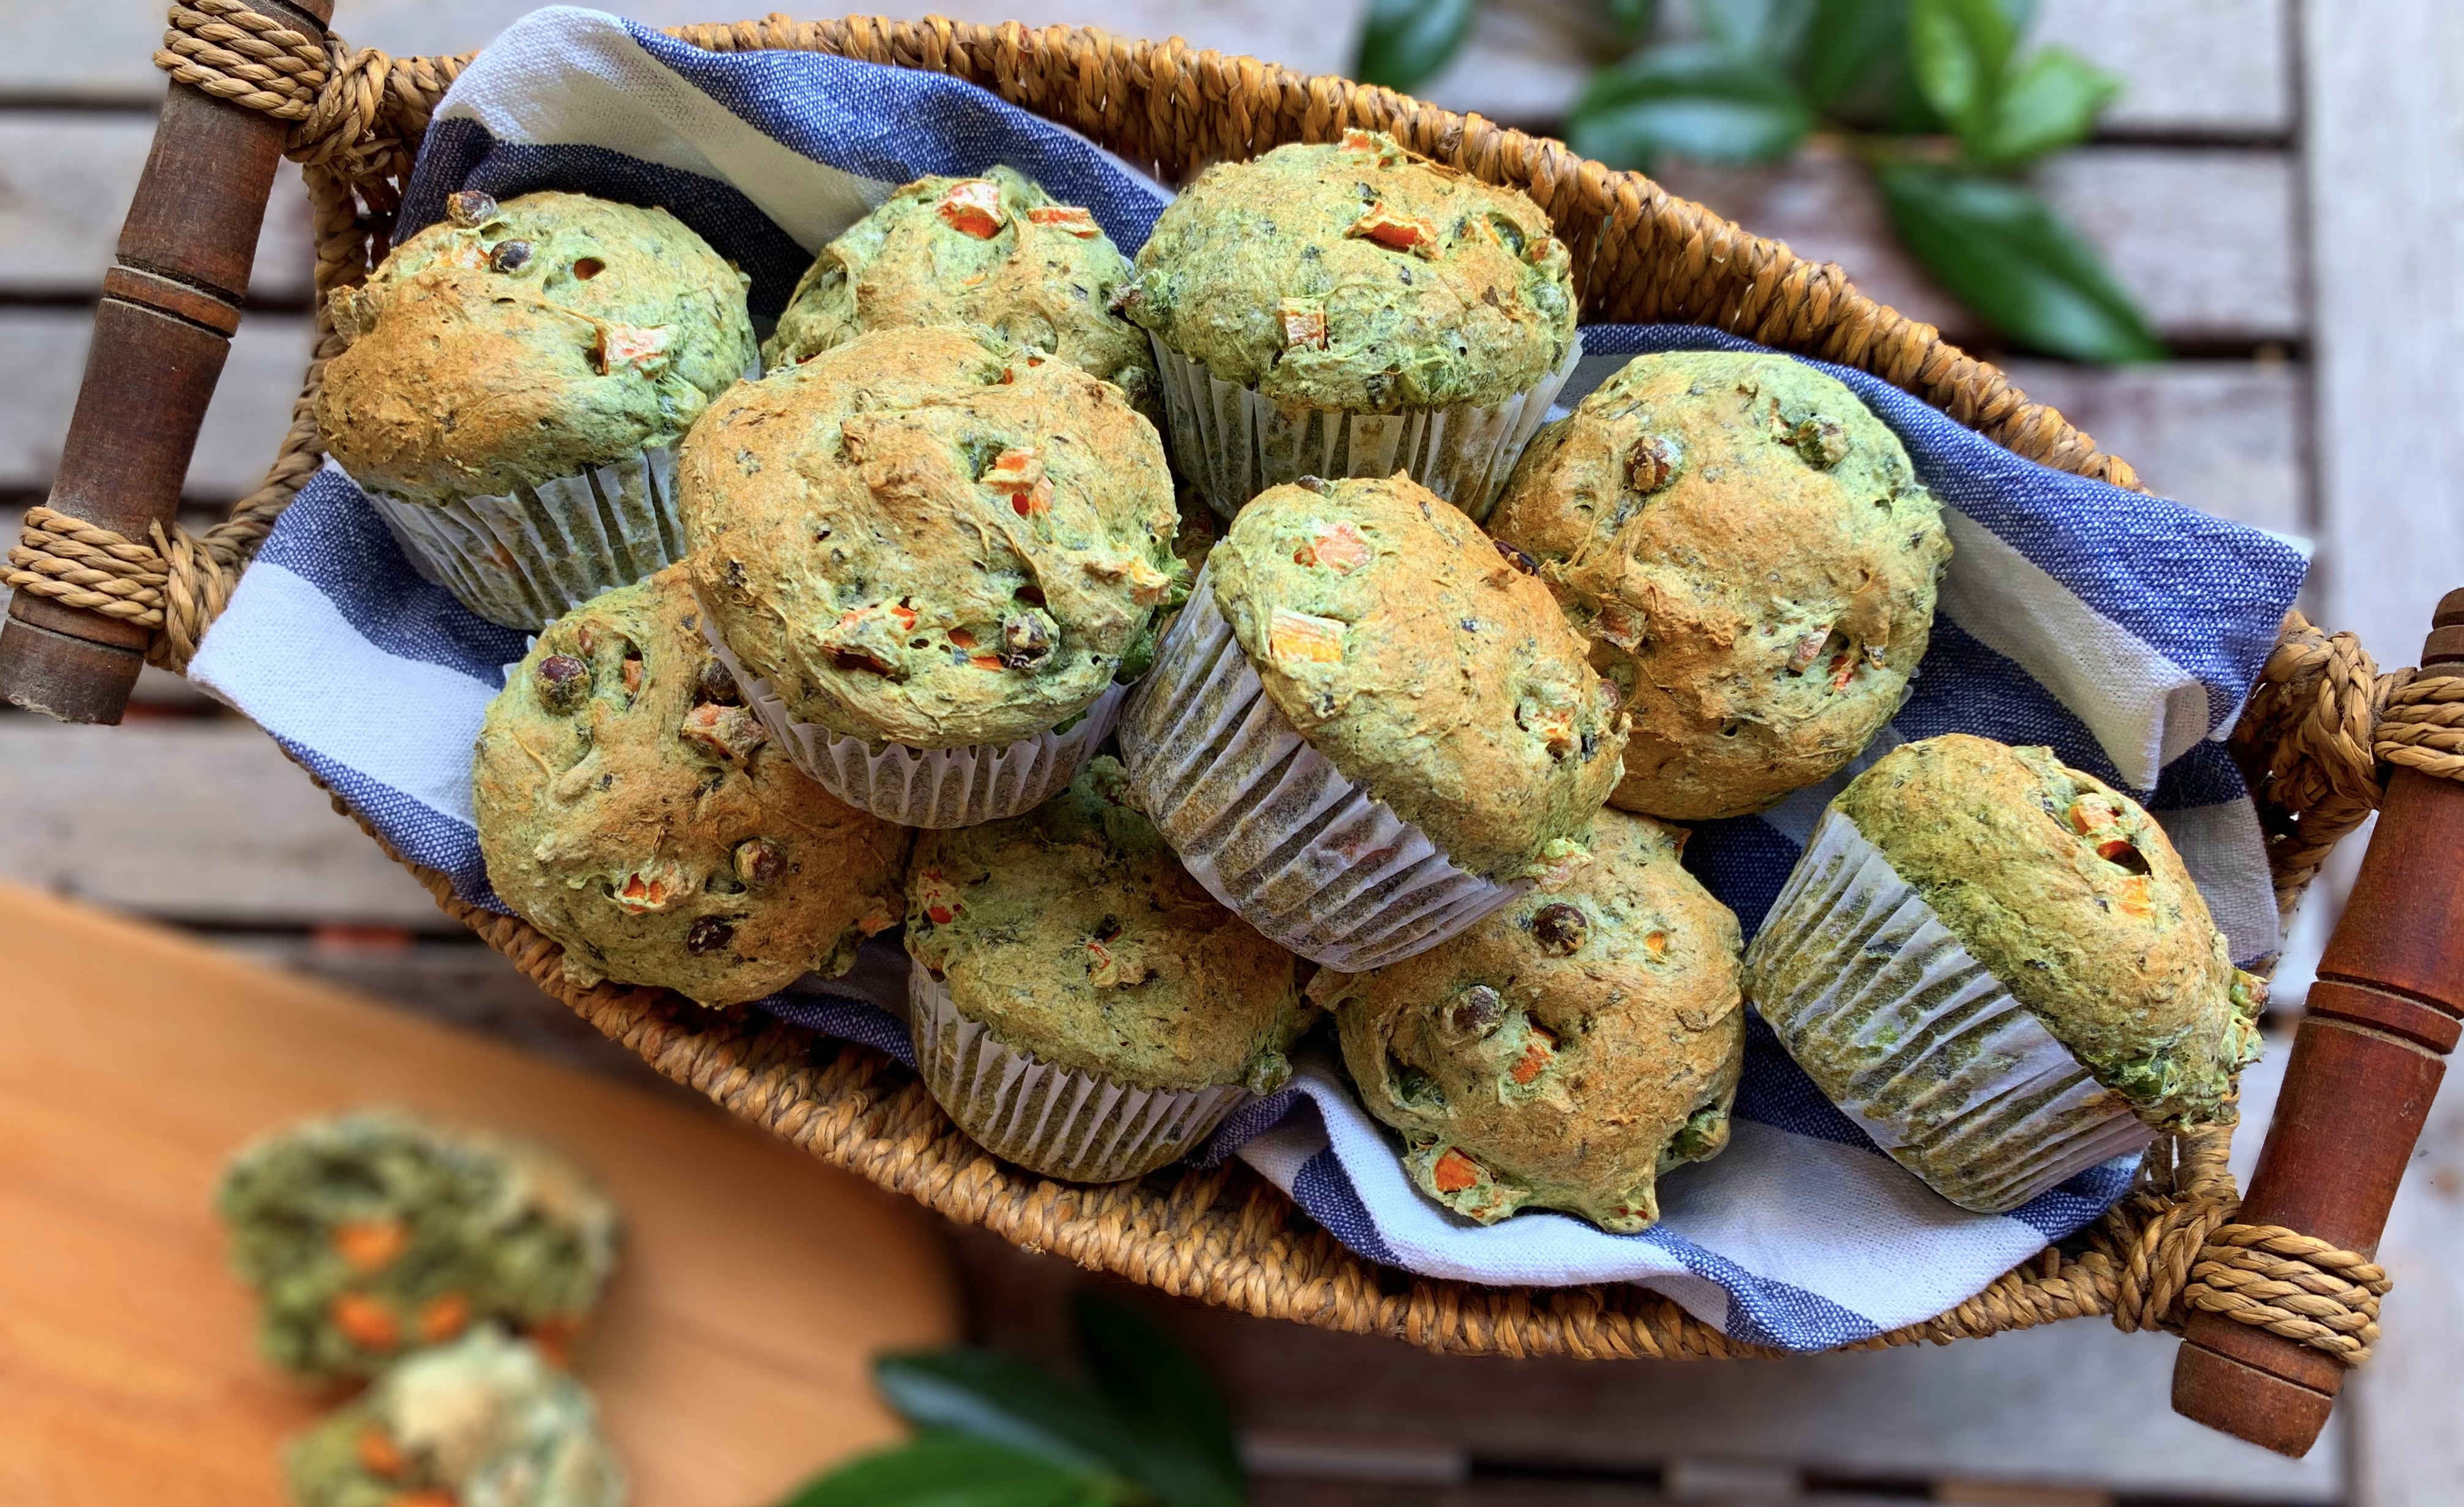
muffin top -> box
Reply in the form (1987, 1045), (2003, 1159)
(764, 167), (1156, 418)
(284, 1328), (624, 1507)
(1489, 350), (1951, 821)
(1831, 734), (2263, 1129)
(1315, 810), (1744, 1232)
(217, 1110), (619, 1382)
(907, 757), (1309, 1091)
(1122, 130), (1576, 411)
(473, 567), (911, 1006)
(1208, 474), (1626, 881)
(681, 327), (1181, 747)
(318, 189), (756, 507)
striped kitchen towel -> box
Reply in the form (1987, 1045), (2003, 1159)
(187, 6), (2307, 1350)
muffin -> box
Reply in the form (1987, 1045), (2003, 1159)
(1317, 810), (1745, 1231)
(217, 1111), (619, 1383)
(681, 326), (1182, 825)
(473, 565), (910, 1005)
(1745, 734), (2267, 1212)
(1121, 473), (1627, 969)
(1121, 129), (1580, 518)
(905, 756), (1310, 1181)
(320, 189), (757, 628)
(284, 1328), (625, 1507)
(764, 167), (1156, 418)
(1488, 350), (1951, 819)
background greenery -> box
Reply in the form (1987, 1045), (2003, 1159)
(1355, 0), (2165, 363)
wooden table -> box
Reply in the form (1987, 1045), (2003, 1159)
(0, 879), (960, 1507)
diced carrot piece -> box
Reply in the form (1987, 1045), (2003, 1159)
(980, 446), (1045, 492)
(1010, 479), (1053, 519)
(1268, 609), (1346, 665)
(595, 322), (670, 371)
(1431, 1149), (1482, 1193)
(948, 627), (978, 648)
(621, 657), (643, 697)
(925, 904), (956, 925)
(1294, 520), (1373, 574)
(418, 1292), (471, 1344)
(890, 602), (918, 632)
(1644, 931), (1669, 959)
(1277, 299), (1328, 351)
(355, 1424), (409, 1478)
(936, 179), (1005, 238)
(1342, 128), (1380, 152)
(2096, 838), (2138, 863)
(971, 654), (1007, 671)
(1346, 203), (1439, 257)
(1509, 1034), (1553, 1085)
(331, 1292), (400, 1351)
(1028, 205), (1102, 238)
(331, 1217), (409, 1274)
(1785, 627), (1831, 675)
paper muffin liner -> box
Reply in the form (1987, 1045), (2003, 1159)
(1118, 561), (1522, 970)
(909, 966), (1250, 1182)
(694, 610), (1122, 828)
(361, 445), (685, 631)
(1150, 331), (1581, 522)
(1743, 809), (2157, 1213)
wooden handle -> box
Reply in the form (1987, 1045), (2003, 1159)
(2173, 586), (2464, 1456)
(0, 0), (333, 723)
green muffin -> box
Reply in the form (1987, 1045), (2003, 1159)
(765, 167), (1155, 418)
(1746, 734), (2267, 1211)
(319, 189), (757, 627)
(473, 566), (911, 1006)
(682, 326), (1181, 759)
(1193, 473), (1623, 874)
(323, 189), (754, 506)
(217, 1111), (619, 1383)
(906, 756), (1309, 1181)
(284, 1328), (624, 1507)
(1317, 810), (1745, 1231)
(1125, 130), (1573, 409)
(1489, 350), (1951, 819)
(1122, 130), (1580, 517)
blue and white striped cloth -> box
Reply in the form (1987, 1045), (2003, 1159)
(187, 7), (2308, 1351)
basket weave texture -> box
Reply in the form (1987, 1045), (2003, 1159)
(24, 1), (2464, 1363)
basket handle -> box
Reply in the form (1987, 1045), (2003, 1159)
(2174, 587), (2464, 1454)
(0, 0), (334, 723)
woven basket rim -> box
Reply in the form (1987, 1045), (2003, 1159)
(192, 10), (2250, 1361)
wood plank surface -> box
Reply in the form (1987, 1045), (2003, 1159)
(0, 309), (309, 501)
(1655, 145), (2304, 347)
(0, 878), (960, 1507)
(1999, 360), (2309, 533)
(0, 115), (312, 303)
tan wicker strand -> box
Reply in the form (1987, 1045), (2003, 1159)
(2179, 1226), (2392, 1365)
(2378, 672), (2464, 781)
(3, 2), (2424, 1359)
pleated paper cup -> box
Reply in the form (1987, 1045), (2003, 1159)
(1743, 809), (2157, 1214)
(695, 611), (1122, 829)
(361, 445), (685, 631)
(1118, 562), (1522, 971)
(1151, 333), (1580, 522)
(909, 967), (1250, 1182)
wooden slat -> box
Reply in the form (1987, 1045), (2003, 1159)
(0, 719), (448, 930)
(0, 879), (960, 1507)
(0, 0), (1372, 102)
(1415, 0), (2292, 137)
(0, 309), (309, 500)
(0, 115), (312, 303)
(1997, 361), (2308, 533)
(1654, 146), (2303, 346)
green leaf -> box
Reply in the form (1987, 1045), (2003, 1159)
(1974, 45), (2118, 165)
(1566, 41), (1815, 170)
(1354, 0), (1481, 92)
(1909, 0), (2016, 144)
(1073, 1295), (1247, 1507)
(1692, 0), (1814, 63)
(775, 1437), (1119, 1507)
(874, 1351), (1129, 1478)
(1799, 0), (1909, 109)
(1875, 162), (2165, 363)
(1606, 0), (1658, 35)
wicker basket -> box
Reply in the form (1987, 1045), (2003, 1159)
(8, 2), (2462, 1456)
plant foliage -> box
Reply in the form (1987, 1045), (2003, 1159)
(1352, 0), (2162, 361)
(775, 1295), (1249, 1507)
